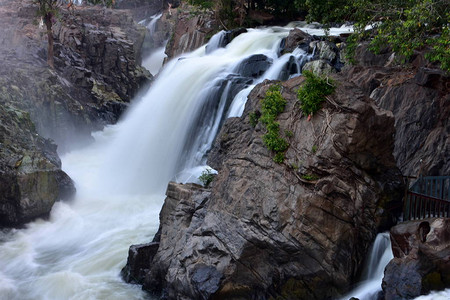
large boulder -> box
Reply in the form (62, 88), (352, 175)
(123, 75), (403, 299)
(0, 105), (74, 227)
(382, 218), (450, 299)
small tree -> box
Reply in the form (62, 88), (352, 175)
(35, 0), (59, 68)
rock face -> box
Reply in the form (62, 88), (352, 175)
(163, 3), (220, 59)
(345, 43), (450, 176)
(382, 218), (450, 299)
(123, 75), (403, 299)
(115, 0), (164, 20)
(53, 6), (151, 104)
(0, 0), (151, 226)
(0, 0), (151, 151)
(0, 105), (74, 227)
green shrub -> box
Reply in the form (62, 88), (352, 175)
(249, 111), (260, 127)
(346, 1), (449, 72)
(311, 145), (317, 153)
(301, 174), (319, 181)
(259, 85), (289, 163)
(199, 168), (214, 188)
(297, 71), (335, 116)
(285, 130), (294, 138)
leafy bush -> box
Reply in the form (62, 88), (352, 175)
(249, 111), (260, 127)
(258, 85), (289, 163)
(297, 71), (335, 116)
(199, 168), (214, 188)
(293, 0), (449, 72)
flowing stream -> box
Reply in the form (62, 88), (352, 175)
(4, 23), (436, 300)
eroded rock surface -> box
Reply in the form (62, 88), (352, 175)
(0, 105), (74, 227)
(382, 218), (450, 299)
(123, 75), (403, 299)
(0, 0), (151, 151)
(345, 43), (450, 176)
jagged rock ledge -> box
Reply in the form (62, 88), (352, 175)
(122, 73), (403, 299)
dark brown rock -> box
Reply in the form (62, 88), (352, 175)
(163, 3), (220, 59)
(382, 218), (450, 299)
(345, 54), (450, 176)
(0, 105), (74, 227)
(283, 28), (312, 53)
(123, 75), (403, 299)
(121, 242), (160, 283)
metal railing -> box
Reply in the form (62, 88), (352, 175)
(403, 176), (450, 221)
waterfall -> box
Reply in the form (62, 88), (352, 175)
(341, 233), (450, 300)
(340, 233), (393, 300)
(205, 30), (227, 54)
(0, 24), (354, 299)
(141, 13), (167, 76)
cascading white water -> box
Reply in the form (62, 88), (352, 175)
(0, 24), (356, 300)
(141, 13), (167, 76)
(341, 233), (393, 300)
(340, 233), (450, 300)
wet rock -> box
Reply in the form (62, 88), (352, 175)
(236, 54), (273, 78)
(121, 242), (160, 283)
(316, 41), (338, 63)
(282, 28), (313, 53)
(382, 218), (450, 299)
(302, 59), (336, 76)
(123, 75), (403, 299)
(0, 105), (74, 227)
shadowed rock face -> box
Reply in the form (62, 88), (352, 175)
(382, 218), (450, 299)
(123, 75), (403, 299)
(0, 105), (74, 227)
(345, 43), (450, 177)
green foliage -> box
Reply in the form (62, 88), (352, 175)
(259, 85), (289, 163)
(85, 0), (116, 7)
(311, 145), (317, 153)
(301, 173), (319, 181)
(297, 71), (335, 116)
(348, 0), (449, 72)
(295, 0), (351, 25)
(199, 168), (214, 188)
(34, 0), (58, 18)
(344, 33), (359, 64)
(425, 25), (450, 72)
(284, 130), (294, 138)
(188, 0), (214, 9)
(249, 111), (260, 127)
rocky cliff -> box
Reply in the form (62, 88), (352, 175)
(345, 44), (449, 177)
(0, 0), (151, 151)
(122, 73), (403, 299)
(0, 104), (74, 227)
(0, 0), (153, 227)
